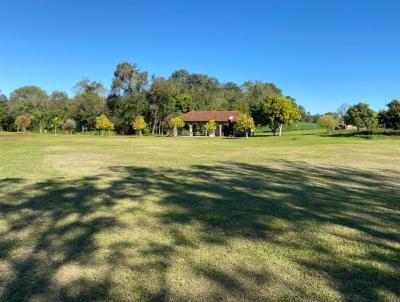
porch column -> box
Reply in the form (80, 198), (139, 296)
(189, 124), (193, 136)
(218, 124), (222, 137)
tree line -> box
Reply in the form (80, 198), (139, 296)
(0, 61), (399, 136)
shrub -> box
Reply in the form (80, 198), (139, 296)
(95, 114), (114, 135)
(62, 119), (77, 134)
(205, 120), (216, 136)
(168, 117), (185, 137)
(132, 115), (147, 136)
(15, 114), (31, 133)
(318, 114), (339, 133)
(236, 114), (255, 138)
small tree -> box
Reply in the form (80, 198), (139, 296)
(318, 114), (339, 133)
(344, 103), (377, 131)
(62, 119), (77, 134)
(132, 115), (147, 136)
(51, 117), (64, 135)
(236, 114), (255, 138)
(205, 120), (217, 137)
(15, 114), (31, 133)
(96, 114), (114, 135)
(168, 117), (184, 137)
(263, 96), (301, 136)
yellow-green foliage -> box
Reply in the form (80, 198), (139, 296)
(318, 114), (339, 133)
(96, 114), (114, 132)
(236, 114), (255, 132)
(168, 117), (185, 129)
(205, 120), (217, 133)
(132, 116), (147, 133)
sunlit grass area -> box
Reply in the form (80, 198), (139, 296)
(0, 132), (399, 301)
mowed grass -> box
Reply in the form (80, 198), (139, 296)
(0, 132), (399, 301)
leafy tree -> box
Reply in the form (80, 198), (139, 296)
(318, 114), (339, 133)
(112, 93), (148, 134)
(0, 92), (8, 131)
(69, 81), (106, 130)
(168, 116), (184, 137)
(175, 93), (194, 113)
(111, 62), (148, 95)
(15, 114), (31, 132)
(62, 119), (76, 134)
(344, 103), (377, 131)
(50, 117), (64, 135)
(9, 86), (48, 133)
(96, 114), (114, 135)
(244, 81), (282, 125)
(236, 114), (255, 138)
(132, 115), (147, 136)
(205, 120), (217, 136)
(73, 79), (106, 97)
(150, 77), (178, 134)
(263, 95), (301, 136)
(378, 100), (400, 129)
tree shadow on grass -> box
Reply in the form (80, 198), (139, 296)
(0, 161), (399, 301)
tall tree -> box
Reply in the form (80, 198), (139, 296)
(0, 91), (8, 130)
(378, 100), (400, 129)
(69, 80), (106, 131)
(9, 86), (48, 133)
(111, 62), (148, 95)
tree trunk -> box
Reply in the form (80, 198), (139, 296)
(246, 131), (248, 138)
(152, 109), (158, 134)
(39, 122), (43, 134)
(173, 127), (178, 137)
(139, 130), (142, 136)
(279, 124), (283, 136)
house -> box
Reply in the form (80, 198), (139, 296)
(180, 111), (241, 136)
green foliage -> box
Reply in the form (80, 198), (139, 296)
(15, 114), (31, 132)
(236, 114), (255, 137)
(263, 95), (302, 136)
(318, 114), (339, 133)
(378, 100), (400, 130)
(132, 115), (147, 135)
(345, 103), (377, 131)
(0, 93), (8, 130)
(205, 120), (217, 134)
(69, 83), (106, 130)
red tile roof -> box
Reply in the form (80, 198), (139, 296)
(180, 111), (241, 122)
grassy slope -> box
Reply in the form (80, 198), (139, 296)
(0, 132), (399, 301)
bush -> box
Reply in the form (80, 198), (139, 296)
(318, 114), (339, 133)
(15, 114), (31, 133)
(205, 120), (216, 136)
(168, 117), (185, 137)
(62, 119), (76, 134)
(132, 115), (147, 136)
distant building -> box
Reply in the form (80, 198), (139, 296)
(180, 111), (241, 136)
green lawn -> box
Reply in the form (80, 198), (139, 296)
(0, 132), (399, 301)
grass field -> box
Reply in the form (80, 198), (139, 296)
(0, 131), (399, 301)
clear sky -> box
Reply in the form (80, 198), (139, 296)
(0, 0), (399, 113)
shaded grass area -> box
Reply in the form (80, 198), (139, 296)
(0, 134), (399, 301)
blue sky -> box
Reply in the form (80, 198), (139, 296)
(0, 0), (399, 113)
